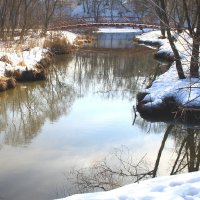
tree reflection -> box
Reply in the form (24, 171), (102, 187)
(53, 48), (167, 134)
(69, 47), (162, 100)
(0, 63), (75, 146)
(65, 146), (153, 194)
(144, 125), (200, 177)
(170, 127), (200, 174)
(64, 125), (200, 195)
(0, 46), (162, 146)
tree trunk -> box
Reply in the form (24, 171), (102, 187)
(159, 0), (186, 79)
(154, 0), (166, 38)
(190, 6), (200, 78)
(160, 21), (166, 38)
(182, 0), (193, 35)
(186, 130), (196, 172)
(152, 125), (173, 177)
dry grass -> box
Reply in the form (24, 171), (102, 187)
(0, 55), (12, 65)
(43, 36), (72, 55)
(0, 77), (16, 92)
(17, 60), (26, 66)
(75, 34), (96, 47)
(7, 78), (16, 89)
(0, 80), (7, 91)
(5, 68), (46, 82)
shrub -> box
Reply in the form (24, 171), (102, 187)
(43, 37), (72, 55)
(0, 77), (16, 92)
(17, 60), (26, 66)
(0, 55), (12, 65)
(0, 80), (7, 91)
(7, 78), (16, 89)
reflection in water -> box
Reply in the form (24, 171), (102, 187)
(152, 125), (200, 177)
(0, 69), (75, 146)
(60, 47), (163, 101)
(52, 49), (200, 196)
(0, 45), (162, 146)
(66, 125), (200, 194)
(94, 32), (138, 48)
(0, 45), (168, 200)
(0, 36), (198, 200)
(55, 48), (167, 134)
(170, 126), (200, 174)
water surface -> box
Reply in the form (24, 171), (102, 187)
(0, 32), (199, 200)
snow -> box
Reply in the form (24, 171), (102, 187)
(0, 47), (48, 76)
(143, 64), (200, 107)
(55, 171), (200, 200)
(136, 30), (168, 45)
(0, 14), (198, 200)
(47, 31), (77, 45)
(97, 27), (154, 33)
(0, 31), (78, 77)
(0, 61), (9, 77)
(62, 31), (77, 45)
(136, 30), (200, 108)
(135, 30), (192, 59)
(54, 28), (200, 200)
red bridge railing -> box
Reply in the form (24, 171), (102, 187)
(49, 16), (159, 30)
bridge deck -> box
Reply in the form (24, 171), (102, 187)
(49, 16), (160, 30)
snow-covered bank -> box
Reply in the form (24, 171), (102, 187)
(0, 46), (51, 91)
(0, 31), (78, 76)
(135, 30), (192, 61)
(135, 30), (200, 111)
(0, 47), (49, 77)
(58, 31), (77, 45)
(0, 31), (78, 91)
(142, 64), (200, 108)
(56, 171), (200, 200)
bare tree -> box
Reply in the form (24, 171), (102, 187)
(189, 0), (200, 78)
(0, 0), (58, 41)
(152, 0), (186, 79)
(129, 0), (150, 21)
(171, 128), (200, 174)
(0, 0), (8, 40)
(7, 0), (23, 40)
(19, 0), (39, 41)
(146, 0), (200, 79)
(65, 125), (200, 194)
(67, 146), (153, 193)
(42, 0), (58, 35)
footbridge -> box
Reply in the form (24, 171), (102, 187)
(50, 16), (160, 30)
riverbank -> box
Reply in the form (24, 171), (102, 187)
(0, 31), (95, 92)
(135, 30), (200, 125)
(56, 171), (200, 200)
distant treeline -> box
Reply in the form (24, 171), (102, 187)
(0, 0), (58, 41)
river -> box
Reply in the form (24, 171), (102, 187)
(0, 32), (199, 200)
